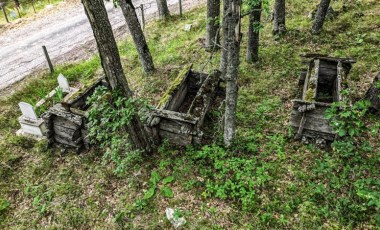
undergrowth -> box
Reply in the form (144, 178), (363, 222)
(0, 0), (379, 228)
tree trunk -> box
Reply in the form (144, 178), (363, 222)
(81, 0), (153, 152)
(224, 0), (241, 147)
(272, 0), (286, 35)
(156, 0), (170, 20)
(120, 0), (155, 74)
(14, 0), (20, 8)
(246, 2), (261, 63)
(219, 0), (230, 77)
(205, 0), (220, 51)
(365, 72), (380, 113)
(312, 0), (331, 34)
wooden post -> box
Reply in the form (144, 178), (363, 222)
(31, 0), (36, 14)
(42, 46), (54, 73)
(16, 7), (21, 18)
(140, 4), (145, 30)
(1, 4), (9, 23)
(179, 0), (183, 16)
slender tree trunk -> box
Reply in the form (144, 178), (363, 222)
(82, 0), (153, 152)
(219, 0), (230, 77)
(246, 2), (261, 63)
(272, 0), (286, 35)
(312, 0), (331, 34)
(156, 0), (170, 20)
(120, 0), (155, 74)
(205, 0), (220, 51)
(224, 0), (241, 147)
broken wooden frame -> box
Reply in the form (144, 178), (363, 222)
(146, 64), (222, 146)
(290, 54), (355, 141)
(42, 78), (107, 150)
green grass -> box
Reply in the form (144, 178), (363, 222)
(0, 0), (64, 25)
(1, 0), (380, 228)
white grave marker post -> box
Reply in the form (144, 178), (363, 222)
(17, 102), (46, 137)
(19, 102), (38, 120)
(58, 73), (70, 92)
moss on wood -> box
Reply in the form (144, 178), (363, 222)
(158, 64), (193, 108)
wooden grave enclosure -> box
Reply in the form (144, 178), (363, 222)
(289, 54), (355, 142)
(147, 64), (223, 146)
(42, 78), (108, 150)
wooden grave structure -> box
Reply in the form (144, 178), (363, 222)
(42, 78), (107, 150)
(147, 64), (222, 146)
(289, 54), (355, 142)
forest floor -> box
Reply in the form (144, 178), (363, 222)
(0, 0), (379, 229)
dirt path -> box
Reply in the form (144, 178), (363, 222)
(0, 0), (205, 92)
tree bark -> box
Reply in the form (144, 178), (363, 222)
(219, 0), (230, 77)
(224, 0), (241, 147)
(205, 0), (220, 51)
(272, 0), (286, 35)
(119, 0), (155, 74)
(312, 0), (331, 34)
(156, 0), (170, 20)
(246, 2), (261, 63)
(81, 0), (153, 152)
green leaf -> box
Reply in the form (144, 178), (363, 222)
(143, 187), (156, 200)
(338, 129), (346, 137)
(348, 129), (356, 137)
(162, 176), (175, 185)
(0, 199), (10, 212)
(161, 187), (174, 198)
(150, 171), (161, 186)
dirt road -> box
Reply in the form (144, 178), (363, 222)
(0, 0), (204, 91)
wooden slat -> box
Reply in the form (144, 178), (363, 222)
(159, 119), (196, 135)
(335, 61), (343, 102)
(159, 130), (192, 146)
(289, 111), (334, 134)
(150, 109), (198, 124)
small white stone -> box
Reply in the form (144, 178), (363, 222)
(184, 24), (192, 32)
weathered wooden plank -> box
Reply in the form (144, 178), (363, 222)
(167, 83), (188, 111)
(295, 113), (307, 139)
(158, 64), (193, 110)
(301, 129), (336, 141)
(53, 125), (81, 141)
(290, 112), (334, 134)
(188, 70), (220, 129)
(159, 129), (192, 146)
(159, 119), (196, 135)
(54, 116), (81, 131)
(48, 104), (83, 126)
(302, 60), (320, 102)
(55, 134), (82, 147)
(290, 108), (328, 120)
(62, 77), (105, 110)
(298, 69), (308, 86)
(335, 61), (343, 102)
(149, 109), (198, 125)
(292, 99), (331, 108)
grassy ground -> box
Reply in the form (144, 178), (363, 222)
(0, 0), (64, 25)
(1, 0), (379, 228)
